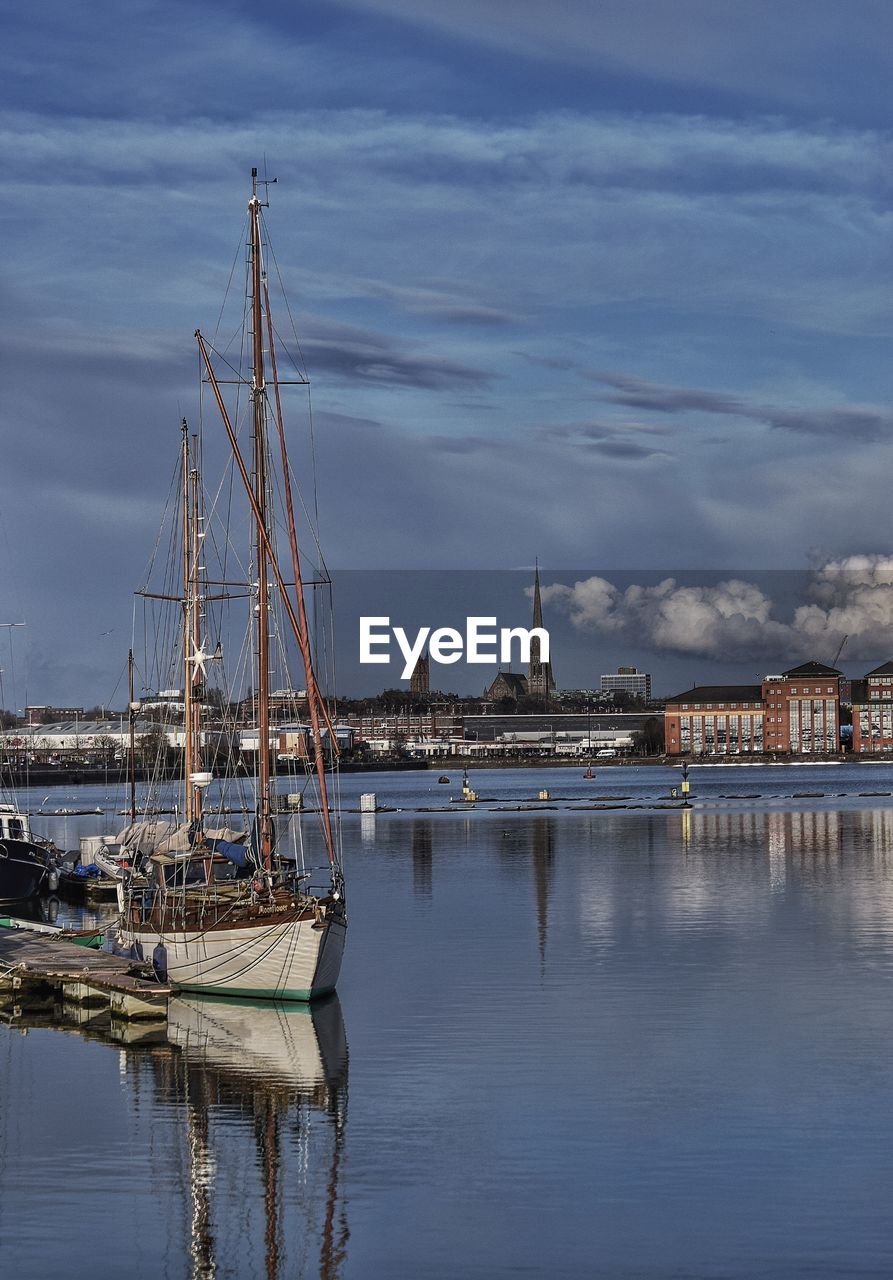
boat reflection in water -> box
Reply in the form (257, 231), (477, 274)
(143, 994), (349, 1280)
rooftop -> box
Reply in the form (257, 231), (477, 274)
(781, 661), (842, 678)
(665, 686), (763, 705)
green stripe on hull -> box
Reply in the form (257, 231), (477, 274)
(172, 982), (335, 1003)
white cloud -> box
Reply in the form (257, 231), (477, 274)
(542, 558), (893, 663)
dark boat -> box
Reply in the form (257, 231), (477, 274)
(0, 803), (57, 902)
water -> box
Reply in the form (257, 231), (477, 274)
(5, 765), (893, 1277)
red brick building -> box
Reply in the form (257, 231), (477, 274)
(761, 662), (842, 754)
(664, 685), (764, 756)
(664, 661), (842, 757)
(851, 662), (893, 753)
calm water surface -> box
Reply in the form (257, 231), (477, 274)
(4, 764), (893, 1277)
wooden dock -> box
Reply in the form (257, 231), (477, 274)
(0, 929), (171, 1020)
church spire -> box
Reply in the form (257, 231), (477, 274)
(528, 558), (554, 703)
(532, 558), (544, 629)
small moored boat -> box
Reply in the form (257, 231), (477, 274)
(0, 803), (57, 903)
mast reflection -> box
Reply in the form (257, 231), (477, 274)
(145, 995), (348, 1279)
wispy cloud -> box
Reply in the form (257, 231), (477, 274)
(595, 372), (746, 416)
(303, 336), (494, 389)
(543, 419), (671, 461)
(333, 0), (893, 113)
(588, 372), (893, 444)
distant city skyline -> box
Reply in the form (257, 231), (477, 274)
(8, 565), (893, 706)
(5, 4), (893, 704)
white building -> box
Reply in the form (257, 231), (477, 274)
(599, 668), (652, 700)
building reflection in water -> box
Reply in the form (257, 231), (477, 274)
(580, 804), (893, 955)
(767, 813), (786, 892)
(131, 995), (349, 1280)
(411, 821), (433, 901)
(531, 818), (555, 968)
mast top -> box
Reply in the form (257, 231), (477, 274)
(250, 166), (277, 208)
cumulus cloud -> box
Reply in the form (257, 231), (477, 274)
(541, 556), (893, 663)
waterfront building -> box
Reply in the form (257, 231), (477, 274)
(851, 662), (893, 752)
(25, 705), (85, 725)
(465, 712), (649, 752)
(0, 719), (192, 762)
(664, 686), (764, 755)
(761, 662), (842, 754)
(664, 660), (842, 756)
(600, 667), (652, 700)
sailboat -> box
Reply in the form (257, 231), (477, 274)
(115, 169), (347, 1000)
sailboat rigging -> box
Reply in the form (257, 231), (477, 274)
(115, 169), (347, 999)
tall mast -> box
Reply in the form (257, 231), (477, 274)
(196, 168), (341, 877)
(263, 281), (339, 869)
(127, 649), (137, 825)
(182, 420), (203, 829)
(250, 169), (273, 868)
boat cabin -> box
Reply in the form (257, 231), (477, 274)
(0, 803), (31, 843)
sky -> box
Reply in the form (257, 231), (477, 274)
(5, 1), (893, 701)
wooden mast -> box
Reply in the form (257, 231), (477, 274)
(127, 649), (137, 825)
(195, 167), (341, 877)
(249, 169), (273, 869)
(182, 421), (196, 828)
(263, 281), (338, 868)
(182, 420), (203, 831)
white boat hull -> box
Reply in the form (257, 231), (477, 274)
(167, 992), (348, 1088)
(119, 911), (346, 1001)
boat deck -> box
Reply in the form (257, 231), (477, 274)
(0, 929), (171, 1020)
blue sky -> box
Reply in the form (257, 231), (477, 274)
(4, 2), (893, 701)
